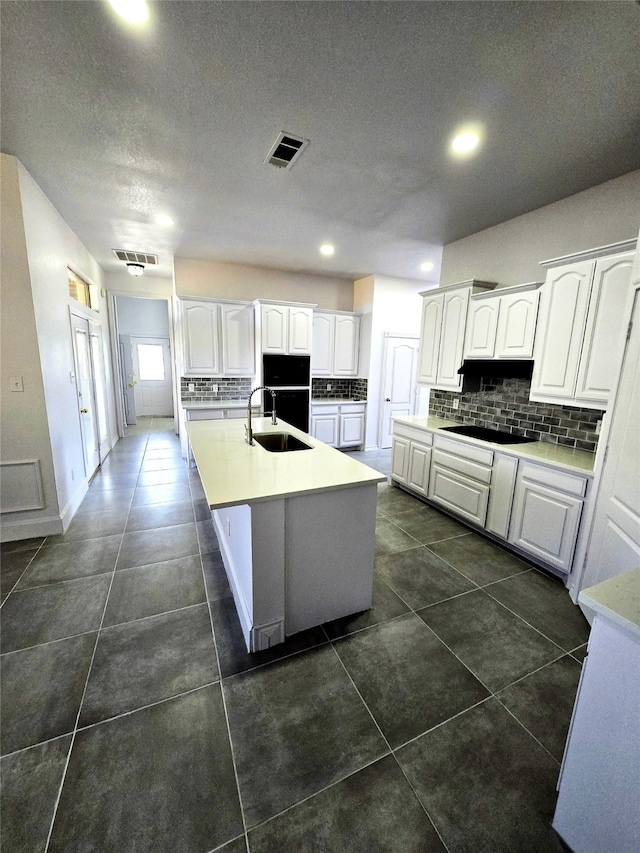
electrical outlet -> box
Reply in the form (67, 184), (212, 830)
(188, 383), (195, 393)
(452, 398), (460, 409)
(212, 384), (219, 394)
(595, 419), (602, 435)
(327, 383), (332, 391)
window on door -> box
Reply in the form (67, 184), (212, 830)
(136, 344), (165, 380)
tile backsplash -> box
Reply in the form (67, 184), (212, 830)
(430, 378), (602, 453)
(180, 377), (252, 402)
(311, 377), (368, 400)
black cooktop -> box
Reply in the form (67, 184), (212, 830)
(441, 424), (535, 445)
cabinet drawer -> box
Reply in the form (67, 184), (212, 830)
(339, 403), (366, 414)
(393, 423), (434, 446)
(433, 434), (494, 467)
(518, 461), (587, 497)
(311, 405), (340, 416)
(428, 464), (490, 526)
(432, 448), (492, 485)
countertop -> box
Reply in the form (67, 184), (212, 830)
(393, 414), (596, 475)
(579, 567), (640, 639)
(311, 398), (366, 406)
(181, 400), (259, 410)
(187, 417), (386, 510)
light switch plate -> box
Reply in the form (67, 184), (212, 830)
(452, 398), (460, 409)
(188, 383), (195, 393)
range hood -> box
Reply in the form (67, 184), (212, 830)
(457, 360), (534, 379)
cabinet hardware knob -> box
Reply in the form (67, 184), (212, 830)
(80, 408), (88, 413)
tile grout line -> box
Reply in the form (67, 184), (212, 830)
(0, 537), (49, 607)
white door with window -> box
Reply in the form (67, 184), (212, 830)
(131, 337), (173, 416)
(71, 314), (101, 477)
(380, 335), (420, 449)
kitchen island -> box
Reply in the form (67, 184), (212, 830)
(187, 417), (386, 651)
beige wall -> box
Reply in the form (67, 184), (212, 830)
(441, 171), (640, 287)
(174, 256), (353, 310)
(104, 270), (173, 298)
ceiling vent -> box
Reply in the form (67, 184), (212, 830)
(112, 249), (158, 266)
(264, 132), (309, 170)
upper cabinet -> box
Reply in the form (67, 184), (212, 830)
(530, 242), (635, 408)
(464, 282), (542, 360)
(312, 311), (360, 377)
(181, 298), (255, 377)
(417, 280), (497, 390)
(258, 302), (314, 354)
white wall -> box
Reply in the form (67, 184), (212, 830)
(174, 256), (353, 310)
(441, 170), (640, 287)
(116, 296), (170, 337)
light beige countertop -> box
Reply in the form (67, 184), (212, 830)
(187, 417), (386, 510)
(579, 567), (640, 639)
(182, 400), (259, 410)
(393, 414), (596, 475)
(311, 398), (366, 405)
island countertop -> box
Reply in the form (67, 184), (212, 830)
(187, 417), (386, 510)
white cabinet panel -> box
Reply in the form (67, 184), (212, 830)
(466, 300), (498, 358)
(417, 294), (443, 385)
(391, 437), (410, 483)
(334, 315), (360, 375)
(311, 314), (333, 375)
(408, 443), (431, 496)
(340, 411), (365, 446)
(184, 301), (221, 375)
(221, 303), (255, 375)
(311, 414), (338, 446)
(429, 464), (490, 526)
(486, 454), (518, 539)
(288, 306), (313, 354)
(261, 305), (289, 354)
(495, 290), (539, 358)
(437, 289), (469, 389)
(311, 402), (365, 448)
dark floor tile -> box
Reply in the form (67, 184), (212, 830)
(376, 483), (422, 514)
(80, 604), (218, 726)
(0, 548), (38, 600)
(0, 735), (72, 853)
(249, 754), (445, 852)
(116, 522), (199, 570)
(427, 534), (530, 585)
(76, 487), (134, 514)
(216, 838), (248, 853)
(17, 535), (121, 588)
(104, 554), (206, 626)
(126, 499), (194, 532)
(49, 508), (128, 542)
(485, 570), (590, 651)
(397, 698), (565, 853)
(323, 573), (410, 640)
(335, 614), (489, 748)
(570, 644), (588, 663)
(88, 472), (139, 491)
(418, 590), (562, 692)
(1, 576), (110, 653)
(376, 546), (476, 609)
(390, 506), (469, 543)
(48, 685), (243, 853)
(196, 518), (219, 554)
(132, 482), (192, 506)
(497, 656), (582, 762)
(375, 517), (420, 556)
(1, 634), (96, 754)
(193, 497), (213, 521)
(210, 595), (328, 678)
(202, 550), (231, 601)
(224, 645), (388, 828)
(137, 468), (188, 488)
(0, 537), (45, 554)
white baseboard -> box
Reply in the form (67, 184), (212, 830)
(0, 514), (64, 542)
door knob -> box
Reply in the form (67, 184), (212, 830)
(80, 408), (88, 413)
(385, 398), (391, 402)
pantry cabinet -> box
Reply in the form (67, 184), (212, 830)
(417, 280), (497, 390)
(182, 298), (255, 377)
(258, 302), (314, 354)
(312, 311), (360, 377)
(530, 243), (635, 408)
(465, 282), (541, 360)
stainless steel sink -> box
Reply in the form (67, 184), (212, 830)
(253, 432), (313, 452)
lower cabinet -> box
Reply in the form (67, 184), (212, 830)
(391, 433), (432, 496)
(428, 436), (493, 526)
(310, 402), (365, 448)
(508, 461), (586, 573)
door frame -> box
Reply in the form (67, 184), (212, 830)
(107, 292), (179, 437)
(69, 308), (107, 477)
(378, 332), (420, 449)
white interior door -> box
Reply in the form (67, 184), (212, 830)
(380, 335), (420, 449)
(131, 337), (173, 417)
(579, 287), (640, 595)
(119, 333), (138, 425)
(71, 314), (100, 477)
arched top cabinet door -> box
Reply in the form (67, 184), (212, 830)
(465, 299), (499, 358)
(184, 301), (221, 375)
(495, 290), (539, 358)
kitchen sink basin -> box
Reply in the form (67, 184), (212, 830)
(441, 424), (535, 444)
(253, 432), (313, 452)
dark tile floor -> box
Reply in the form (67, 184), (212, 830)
(0, 417), (588, 852)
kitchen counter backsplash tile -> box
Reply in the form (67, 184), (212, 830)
(312, 378), (367, 401)
(181, 377), (252, 403)
(430, 378), (603, 452)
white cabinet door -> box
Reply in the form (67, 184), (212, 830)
(339, 411), (365, 447)
(184, 301), (221, 375)
(288, 306), (313, 354)
(407, 443), (431, 496)
(334, 315), (360, 375)
(466, 300), (498, 358)
(436, 289), (469, 389)
(495, 290), (539, 358)
(311, 414), (339, 446)
(574, 252), (634, 406)
(261, 305), (289, 353)
(530, 261), (594, 402)
(221, 303), (255, 375)
(417, 294), (443, 385)
(391, 437), (410, 483)
(311, 313), (333, 375)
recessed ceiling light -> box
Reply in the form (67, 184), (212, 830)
(450, 129), (481, 156)
(108, 0), (149, 25)
(155, 214), (174, 227)
(320, 244), (335, 256)
(420, 261), (435, 272)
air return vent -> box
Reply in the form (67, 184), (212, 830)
(112, 249), (158, 265)
(264, 132), (309, 169)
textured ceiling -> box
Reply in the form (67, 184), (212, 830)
(1, 1), (639, 282)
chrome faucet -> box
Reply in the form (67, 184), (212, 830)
(246, 385), (277, 445)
